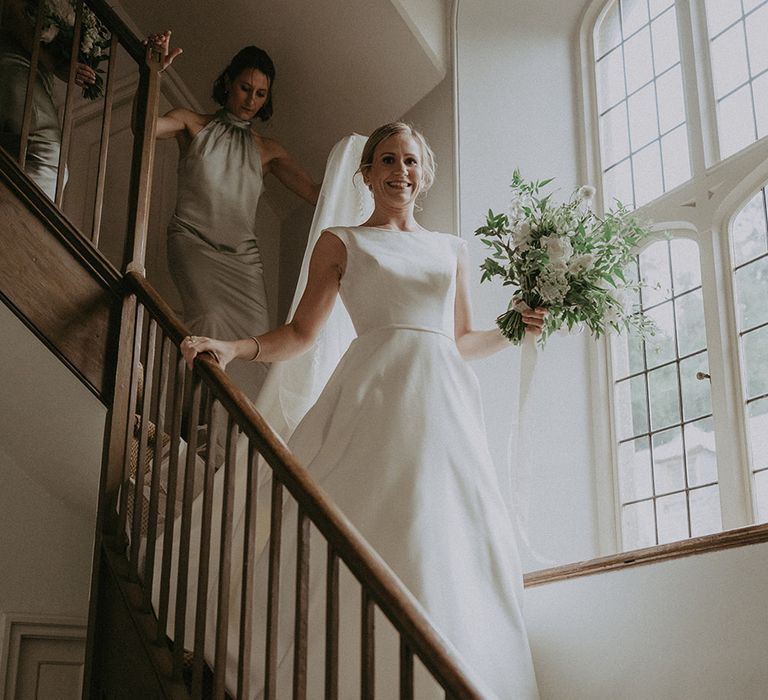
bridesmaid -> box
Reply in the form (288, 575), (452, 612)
(144, 31), (320, 400)
(0, 0), (96, 199)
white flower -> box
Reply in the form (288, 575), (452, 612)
(512, 221), (533, 249)
(537, 265), (570, 304)
(541, 234), (573, 263)
(578, 185), (596, 201)
(568, 253), (595, 274)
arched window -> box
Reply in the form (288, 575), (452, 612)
(594, 0), (690, 208)
(586, 0), (768, 550)
(731, 187), (768, 522)
(705, 0), (768, 158)
(611, 238), (720, 549)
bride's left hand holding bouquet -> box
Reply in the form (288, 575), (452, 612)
(475, 169), (657, 347)
(25, 0), (111, 99)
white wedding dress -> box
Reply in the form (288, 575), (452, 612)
(150, 138), (539, 699)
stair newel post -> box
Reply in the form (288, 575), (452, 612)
(82, 290), (140, 700)
(123, 42), (162, 274)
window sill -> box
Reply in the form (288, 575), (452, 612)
(523, 522), (768, 587)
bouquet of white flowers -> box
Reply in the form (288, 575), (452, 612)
(476, 169), (656, 346)
(26, 0), (111, 100)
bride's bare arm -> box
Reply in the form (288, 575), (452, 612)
(181, 231), (346, 368)
(454, 240), (544, 360)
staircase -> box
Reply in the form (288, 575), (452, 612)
(0, 1), (483, 697)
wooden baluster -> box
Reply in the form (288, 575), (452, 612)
(324, 544), (339, 700)
(361, 589), (375, 700)
(90, 31), (119, 246)
(171, 373), (202, 677)
(264, 479), (284, 700)
(293, 509), (310, 699)
(237, 441), (260, 699)
(124, 43), (162, 273)
(18, 0), (45, 171)
(213, 418), (239, 700)
(142, 333), (170, 609)
(156, 350), (186, 644)
(129, 316), (156, 578)
(399, 638), (414, 700)
(117, 303), (143, 543)
(54, 0), (84, 207)
(191, 399), (221, 700)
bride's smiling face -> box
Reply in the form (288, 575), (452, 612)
(364, 133), (424, 208)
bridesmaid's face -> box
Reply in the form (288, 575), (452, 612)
(364, 133), (424, 210)
(225, 68), (269, 120)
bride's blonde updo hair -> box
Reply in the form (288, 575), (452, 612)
(358, 122), (436, 195)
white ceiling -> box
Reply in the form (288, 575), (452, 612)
(118, 0), (449, 180)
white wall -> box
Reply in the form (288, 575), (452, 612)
(0, 303), (103, 659)
(525, 543), (768, 699)
(401, 74), (456, 235)
(456, 0), (599, 568)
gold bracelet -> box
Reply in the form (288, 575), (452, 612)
(249, 336), (261, 362)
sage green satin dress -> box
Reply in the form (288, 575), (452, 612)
(0, 33), (63, 200)
(167, 109), (269, 399)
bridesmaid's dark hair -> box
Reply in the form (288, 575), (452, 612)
(212, 46), (276, 121)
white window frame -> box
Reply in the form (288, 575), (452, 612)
(580, 0), (768, 553)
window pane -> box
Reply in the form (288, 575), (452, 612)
(646, 301), (676, 367)
(649, 0), (673, 17)
(734, 256), (768, 330)
(600, 103), (631, 166)
(742, 325), (768, 399)
(752, 71), (768, 140)
(676, 289), (707, 356)
(625, 27), (654, 93)
(656, 491), (689, 543)
(754, 470), (768, 523)
(689, 485), (723, 536)
(657, 66), (686, 133)
(628, 84), (659, 150)
(633, 142), (664, 206)
(612, 326), (645, 377)
(745, 3), (768, 76)
(648, 363), (680, 430)
(651, 8), (680, 75)
(619, 437), (653, 501)
(640, 241), (672, 307)
(622, 0), (650, 37)
(744, 0), (768, 12)
(747, 397), (768, 471)
(616, 375), (650, 439)
(718, 85), (757, 158)
(685, 417), (718, 487)
(661, 125), (691, 190)
(622, 499), (657, 549)
(731, 190), (768, 266)
(670, 238), (702, 293)
(680, 351), (712, 420)
(604, 159), (634, 207)
(653, 426), (685, 494)
(705, 0), (743, 38)
(597, 48), (627, 112)
(710, 23), (750, 98)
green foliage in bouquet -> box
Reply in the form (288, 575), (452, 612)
(475, 169), (657, 346)
(26, 0), (111, 100)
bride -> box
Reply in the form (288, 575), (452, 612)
(178, 122), (543, 698)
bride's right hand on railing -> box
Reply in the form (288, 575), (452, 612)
(142, 29), (183, 72)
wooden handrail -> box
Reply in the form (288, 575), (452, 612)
(123, 269), (485, 697)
